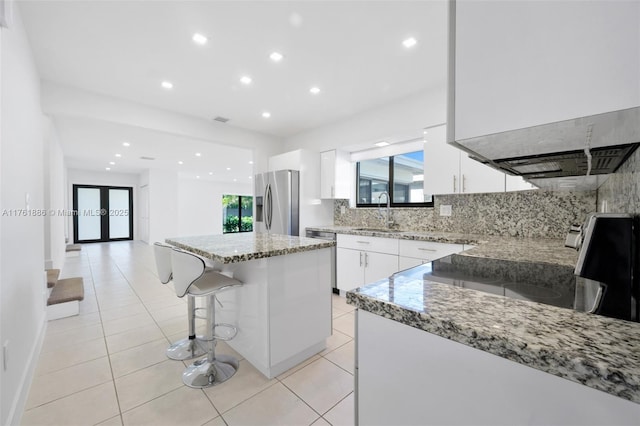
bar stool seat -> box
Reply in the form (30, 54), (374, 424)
(171, 248), (243, 388)
(153, 242), (206, 360)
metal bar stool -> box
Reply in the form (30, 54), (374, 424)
(171, 247), (243, 388)
(153, 242), (206, 360)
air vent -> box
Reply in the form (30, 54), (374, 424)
(213, 116), (230, 123)
(140, 156), (155, 161)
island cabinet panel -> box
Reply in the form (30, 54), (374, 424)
(215, 247), (332, 378)
(356, 310), (640, 426)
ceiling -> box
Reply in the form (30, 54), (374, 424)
(19, 0), (448, 178)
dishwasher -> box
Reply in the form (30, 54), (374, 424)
(305, 229), (338, 294)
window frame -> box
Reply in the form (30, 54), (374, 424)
(355, 153), (433, 208)
(222, 194), (254, 234)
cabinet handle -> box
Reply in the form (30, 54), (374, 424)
(365, 252), (369, 267)
(453, 175), (457, 193)
(462, 174), (467, 193)
(418, 248), (437, 252)
(359, 252), (363, 267)
(356, 241), (371, 244)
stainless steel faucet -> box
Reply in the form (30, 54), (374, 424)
(377, 191), (393, 229)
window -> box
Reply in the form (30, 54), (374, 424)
(222, 195), (253, 233)
(356, 150), (432, 207)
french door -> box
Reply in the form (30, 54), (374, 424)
(73, 185), (133, 243)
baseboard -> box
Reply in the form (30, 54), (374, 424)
(6, 313), (47, 426)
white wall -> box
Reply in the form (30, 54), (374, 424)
(66, 169), (140, 243)
(147, 169), (178, 244)
(454, 0), (640, 140)
(282, 87), (447, 153)
(43, 117), (66, 270)
(0, 8), (47, 425)
(178, 179), (252, 236)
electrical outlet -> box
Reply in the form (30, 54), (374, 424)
(3, 341), (9, 371)
(440, 205), (452, 217)
(340, 206), (346, 215)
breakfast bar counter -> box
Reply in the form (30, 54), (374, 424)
(166, 233), (335, 379)
(344, 233), (640, 425)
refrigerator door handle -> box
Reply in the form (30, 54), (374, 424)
(266, 184), (273, 230)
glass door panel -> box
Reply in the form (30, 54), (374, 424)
(108, 189), (130, 239)
(77, 187), (101, 241)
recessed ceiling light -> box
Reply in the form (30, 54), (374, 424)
(109, 161), (116, 165)
(375, 141), (390, 147)
(248, 161), (254, 165)
(226, 167), (231, 171)
(192, 33), (208, 45)
(209, 172), (213, 175)
(269, 51), (284, 62)
(262, 111), (271, 118)
(233, 179), (237, 182)
(178, 161), (184, 165)
(161, 81), (173, 89)
(240, 76), (252, 85)
(115, 153), (121, 158)
(122, 142), (130, 147)
(423, 129), (428, 135)
(309, 86), (321, 95)
(195, 153), (201, 157)
(105, 167), (111, 171)
(403, 37), (417, 48)
(248, 176), (252, 179)
(196, 176), (200, 179)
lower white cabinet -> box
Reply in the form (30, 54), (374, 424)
(336, 235), (399, 292)
(356, 310), (640, 425)
(398, 240), (465, 270)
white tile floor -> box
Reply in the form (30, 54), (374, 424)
(22, 242), (356, 426)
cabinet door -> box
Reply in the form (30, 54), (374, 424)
(459, 154), (505, 194)
(363, 251), (399, 284)
(424, 125), (461, 195)
(320, 150), (336, 199)
(337, 247), (364, 291)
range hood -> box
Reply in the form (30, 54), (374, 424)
(453, 107), (640, 188)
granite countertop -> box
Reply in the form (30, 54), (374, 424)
(338, 230), (640, 404)
(166, 233), (335, 264)
(307, 225), (578, 267)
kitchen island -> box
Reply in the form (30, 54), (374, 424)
(345, 235), (640, 425)
(166, 233), (335, 378)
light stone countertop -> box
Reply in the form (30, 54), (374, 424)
(306, 225), (640, 404)
(166, 233), (335, 264)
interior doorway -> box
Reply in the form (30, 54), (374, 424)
(72, 185), (134, 243)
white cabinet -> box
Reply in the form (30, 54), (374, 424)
(424, 127), (506, 195)
(357, 310), (640, 425)
(506, 174), (536, 191)
(336, 234), (399, 292)
(320, 149), (351, 199)
(398, 240), (465, 270)
(454, 1), (639, 141)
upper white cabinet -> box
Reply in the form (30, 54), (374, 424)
(320, 149), (352, 199)
(453, 0), (640, 141)
(424, 125), (506, 195)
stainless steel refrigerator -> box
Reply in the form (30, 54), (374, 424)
(254, 170), (300, 235)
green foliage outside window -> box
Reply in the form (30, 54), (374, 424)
(223, 195), (253, 233)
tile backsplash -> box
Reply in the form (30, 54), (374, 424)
(334, 190), (596, 239)
(597, 146), (640, 214)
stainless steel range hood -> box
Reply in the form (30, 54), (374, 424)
(453, 107), (640, 189)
